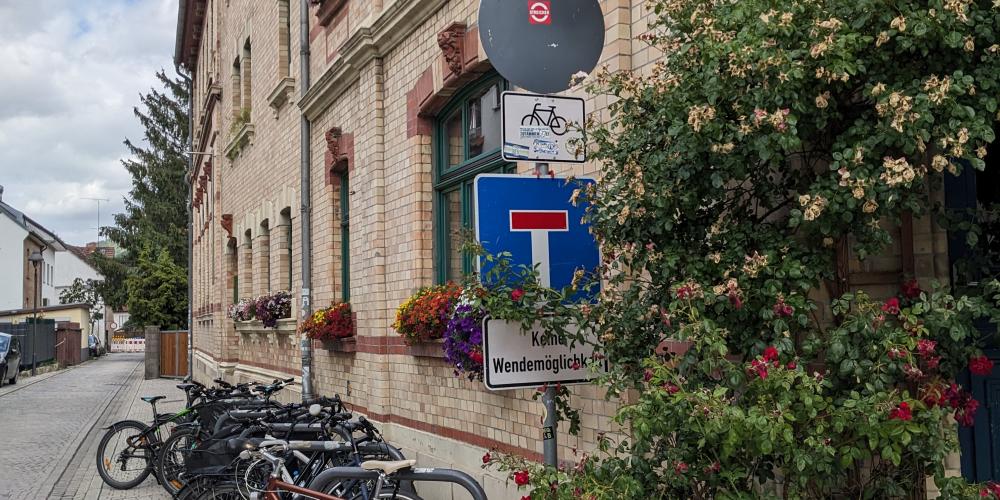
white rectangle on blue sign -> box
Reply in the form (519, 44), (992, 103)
(474, 174), (600, 302)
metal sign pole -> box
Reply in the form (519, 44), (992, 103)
(533, 161), (559, 467)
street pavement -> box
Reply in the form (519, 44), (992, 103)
(0, 353), (177, 499)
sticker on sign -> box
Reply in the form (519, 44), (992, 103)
(501, 92), (586, 163)
(528, 1), (551, 24)
(483, 318), (607, 390)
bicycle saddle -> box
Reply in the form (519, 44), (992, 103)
(361, 459), (416, 474)
(141, 395), (166, 404)
(176, 383), (197, 391)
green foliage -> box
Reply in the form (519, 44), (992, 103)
(125, 245), (188, 330)
(104, 70), (189, 270)
(58, 278), (104, 327)
(488, 0), (1000, 497)
(89, 252), (129, 311)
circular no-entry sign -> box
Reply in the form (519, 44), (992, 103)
(479, 0), (605, 95)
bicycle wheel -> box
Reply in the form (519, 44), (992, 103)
(549, 115), (568, 136)
(522, 114), (543, 126)
(376, 488), (423, 500)
(157, 427), (203, 495)
(323, 479), (422, 500)
(96, 420), (153, 489)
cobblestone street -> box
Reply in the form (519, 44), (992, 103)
(0, 353), (176, 500)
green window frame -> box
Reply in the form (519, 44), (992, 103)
(433, 73), (512, 284)
(339, 171), (351, 302)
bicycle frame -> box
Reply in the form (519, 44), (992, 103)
(260, 477), (344, 500)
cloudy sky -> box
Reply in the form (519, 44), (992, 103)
(0, 0), (177, 246)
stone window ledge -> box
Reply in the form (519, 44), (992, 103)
(235, 317), (296, 336)
(315, 336), (357, 353)
(224, 122), (255, 160)
(267, 77), (296, 112)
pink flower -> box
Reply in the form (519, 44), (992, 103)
(763, 346), (779, 362)
(643, 369), (653, 382)
(511, 289), (525, 301)
(663, 383), (680, 394)
(881, 297), (901, 315)
(748, 359), (769, 379)
(482, 452), (491, 464)
(676, 285), (694, 300)
(970, 356), (994, 376)
(786, 361), (797, 370)
(674, 461), (689, 474)
(728, 291), (743, 310)
(888, 401), (912, 421)
(514, 470), (530, 486)
(901, 279), (922, 299)
(773, 298), (794, 318)
(570, 360), (581, 370)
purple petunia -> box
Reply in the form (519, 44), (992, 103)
(444, 303), (487, 380)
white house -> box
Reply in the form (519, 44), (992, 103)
(0, 186), (102, 314)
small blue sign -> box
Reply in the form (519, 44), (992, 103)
(474, 174), (600, 301)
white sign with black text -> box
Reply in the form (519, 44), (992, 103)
(483, 318), (606, 391)
(501, 92), (586, 163)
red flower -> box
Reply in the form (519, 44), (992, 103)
(888, 401), (912, 421)
(570, 360), (581, 370)
(676, 285), (694, 300)
(643, 369), (653, 382)
(514, 470), (530, 486)
(901, 279), (922, 299)
(521, 497), (531, 500)
(763, 346), (779, 362)
(704, 462), (721, 474)
(970, 356), (994, 376)
(916, 339), (936, 357)
(482, 452), (491, 464)
(773, 298), (794, 318)
(924, 356), (941, 370)
(728, 291), (743, 310)
(748, 359), (769, 380)
(786, 361), (797, 370)
(674, 461), (689, 474)
(511, 289), (525, 301)
(469, 351), (484, 364)
(881, 297), (901, 315)
(663, 383), (680, 394)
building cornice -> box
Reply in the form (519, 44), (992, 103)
(299, 0), (449, 120)
(175, 0), (208, 70)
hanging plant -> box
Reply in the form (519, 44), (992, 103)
(393, 283), (462, 343)
(302, 302), (354, 341)
(255, 291), (292, 329)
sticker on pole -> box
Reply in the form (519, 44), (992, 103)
(502, 92), (585, 163)
(483, 319), (606, 390)
(528, 1), (551, 24)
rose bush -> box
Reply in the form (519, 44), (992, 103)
(487, 0), (1000, 497)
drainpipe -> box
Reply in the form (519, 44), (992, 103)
(176, 62), (194, 379)
(299, 0), (315, 402)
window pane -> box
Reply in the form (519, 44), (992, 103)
(445, 110), (464, 169)
(468, 84), (501, 158)
(444, 188), (464, 282)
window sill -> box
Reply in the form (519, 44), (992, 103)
(234, 317), (296, 335)
(225, 122), (255, 160)
(403, 338), (446, 358)
(315, 336), (357, 353)
(267, 77), (296, 112)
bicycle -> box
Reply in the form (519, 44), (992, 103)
(521, 103), (568, 136)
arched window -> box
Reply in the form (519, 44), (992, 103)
(434, 73), (511, 283)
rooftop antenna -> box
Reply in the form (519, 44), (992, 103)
(81, 197), (110, 248)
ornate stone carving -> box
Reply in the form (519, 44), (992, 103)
(325, 127), (343, 159)
(437, 23), (466, 77)
(221, 214), (234, 238)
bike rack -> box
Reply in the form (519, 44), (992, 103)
(309, 466), (488, 500)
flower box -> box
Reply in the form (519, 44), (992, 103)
(404, 338), (446, 358)
(317, 336), (358, 353)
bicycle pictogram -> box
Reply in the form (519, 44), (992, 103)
(521, 103), (568, 136)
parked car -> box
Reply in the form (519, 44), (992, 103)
(0, 332), (22, 386)
(88, 335), (105, 358)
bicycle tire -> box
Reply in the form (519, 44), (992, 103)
(549, 115), (568, 136)
(157, 427), (203, 495)
(522, 114), (543, 127)
(176, 477), (242, 500)
(95, 420), (154, 489)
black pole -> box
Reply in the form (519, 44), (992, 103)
(31, 262), (38, 376)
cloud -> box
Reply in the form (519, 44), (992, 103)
(0, 0), (178, 246)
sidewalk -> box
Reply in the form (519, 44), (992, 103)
(48, 357), (180, 500)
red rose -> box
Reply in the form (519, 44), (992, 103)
(916, 339), (936, 357)
(888, 401), (913, 421)
(881, 297), (901, 315)
(970, 356), (994, 376)
(674, 461), (689, 474)
(901, 279), (922, 299)
(470, 351), (484, 364)
(521, 497), (531, 500)
(511, 289), (525, 301)
(514, 470), (530, 486)
(482, 452), (491, 464)
(786, 361), (797, 370)
(763, 346), (779, 362)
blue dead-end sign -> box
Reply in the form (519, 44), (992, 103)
(474, 174), (600, 300)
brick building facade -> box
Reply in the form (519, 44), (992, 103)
(175, 0), (977, 495)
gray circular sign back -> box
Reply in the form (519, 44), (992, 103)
(479, 0), (605, 95)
